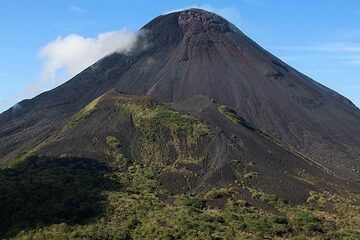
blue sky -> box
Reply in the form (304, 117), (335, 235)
(1, 0), (359, 113)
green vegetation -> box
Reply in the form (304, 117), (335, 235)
(1, 141), (48, 169)
(61, 97), (100, 132)
(105, 136), (128, 169)
(294, 169), (316, 185)
(3, 157), (359, 239)
(218, 105), (255, 130)
(0, 156), (120, 239)
(204, 187), (236, 200)
(106, 136), (122, 148)
(1, 98), (101, 169)
(218, 105), (241, 124)
(106, 149), (128, 170)
(250, 189), (285, 206)
(291, 212), (325, 234)
(243, 172), (259, 179)
(117, 101), (212, 166)
(126, 103), (211, 138)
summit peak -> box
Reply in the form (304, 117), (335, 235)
(177, 8), (231, 33)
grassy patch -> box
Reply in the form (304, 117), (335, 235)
(1, 141), (48, 169)
(61, 97), (100, 132)
(205, 187), (236, 200)
(116, 101), (212, 166)
(243, 172), (259, 179)
(250, 189), (285, 207)
(106, 136), (122, 148)
(291, 212), (325, 234)
(218, 105), (255, 130)
(127, 103), (212, 138)
(294, 170), (316, 185)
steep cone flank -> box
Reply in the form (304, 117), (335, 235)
(0, 8), (359, 182)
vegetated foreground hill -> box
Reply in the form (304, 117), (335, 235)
(0, 8), (359, 239)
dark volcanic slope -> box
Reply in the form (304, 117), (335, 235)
(0, 9), (359, 181)
(20, 90), (356, 203)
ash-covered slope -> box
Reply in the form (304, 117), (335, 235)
(0, 8), (359, 181)
(16, 89), (355, 204)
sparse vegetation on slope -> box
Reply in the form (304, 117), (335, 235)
(2, 96), (358, 239)
(61, 97), (100, 132)
(218, 105), (255, 130)
(2, 157), (359, 239)
(106, 136), (122, 148)
(126, 102), (212, 138)
(116, 100), (212, 166)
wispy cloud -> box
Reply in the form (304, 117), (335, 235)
(343, 58), (360, 65)
(271, 40), (360, 107)
(69, 5), (88, 15)
(166, 4), (241, 24)
(272, 42), (360, 53)
(27, 29), (139, 95)
(324, 42), (360, 52)
(332, 29), (360, 40)
(332, 55), (360, 65)
(272, 42), (360, 66)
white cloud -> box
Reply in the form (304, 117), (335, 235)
(28, 29), (139, 94)
(166, 4), (240, 24)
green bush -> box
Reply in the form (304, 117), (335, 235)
(218, 105), (255, 130)
(204, 187), (236, 200)
(106, 136), (122, 148)
(176, 195), (205, 210)
(251, 190), (283, 206)
(291, 212), (325, 234)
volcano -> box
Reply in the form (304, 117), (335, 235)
(0, 9), (359, 239)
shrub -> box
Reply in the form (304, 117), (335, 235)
(251, 190), (283, 206)
(106, 136), (122, 148)
(291, 212), (324, 234)
(243, 172), (259, 179)
(218, 105), (255, 130)
(176, 195), (205, 210)
(205, 187), (236, 200)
